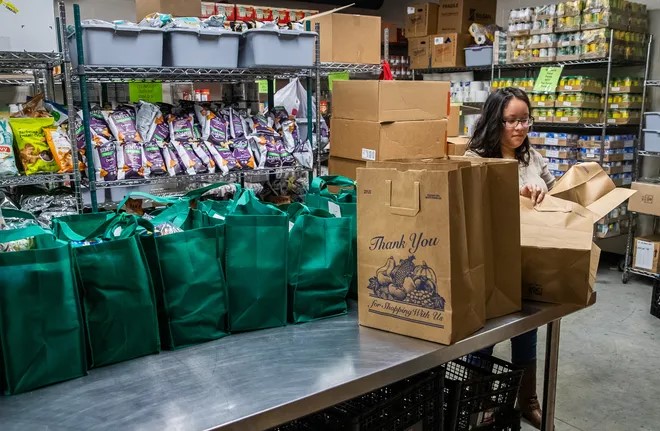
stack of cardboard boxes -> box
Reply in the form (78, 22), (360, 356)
(407, 1), (496, 70)
(328, 81), (451, 180)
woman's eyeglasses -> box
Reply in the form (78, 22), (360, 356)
(502, 117), (534, 129)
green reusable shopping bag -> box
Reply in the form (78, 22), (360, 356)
(0, 213), (87, 394)
(305, 176), (358, 298)
(225, 189), (288, 332)
(287, 203), (353, 323)
(120, 191), (229, 349)
(52, 213), (160, 368)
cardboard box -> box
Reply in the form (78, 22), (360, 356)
(136, 0), (202, 19)
(328, 157), (366, 181)
(437, 0), (497, 33)
(357, 160), (486, 344)
(430, 33), (472, 68)
(382, 22), (401, 43)
(311, 13), (381, 65)
(448, 104), (461, 137)
(408, 36), (431, 69)
(448, 136), (470, 156)
(332, 81), (451, 122)
(330, 118), (448, 162)
(633, 236), (660, 273)
(628, 182), (660, 216)
(405, 3), (439, 38)
(521, 163), (636, 306)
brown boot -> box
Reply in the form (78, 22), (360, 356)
(517, 361), (543, 430)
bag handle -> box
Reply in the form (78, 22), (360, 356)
(56, 213), (153, 242)
(0, 225), (51, 244)
(309, 176), (356, 195)
(148, 200), (193, 229)
(227, 188), (284, 216)
(183, 182), (242, 202)
(287, 202), (335, 222)
(117, 192), (182, 212)
(1, 208), (38, 221)
(386, 180), (420, 217)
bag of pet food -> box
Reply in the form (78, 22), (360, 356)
(9, 117), (58, 175)
(44, 126), (74, 173)
(0, 120), (19, 176)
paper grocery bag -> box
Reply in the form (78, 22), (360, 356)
(453, 156), (521, 318)
(357, 161), (485, 345)
(520, 196), (599, 306)
(550, 162), (616, 207)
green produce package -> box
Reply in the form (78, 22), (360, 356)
(52, 212), (160, 367)
(287, 203), (353, 323)
(305, 176), (357, 298)
(225, 189), (288, 332)
(120, 191), (229, 349)
(0, 211), (87, 394)
(9, 117), (58, 175)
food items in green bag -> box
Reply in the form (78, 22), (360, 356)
(9, 117), (58, 175)
(0, 120), (18, 176)
(44, 126), (74, 173)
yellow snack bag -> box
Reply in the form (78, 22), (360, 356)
(44, 126), (74, 173)
(8, 117), (57, 175)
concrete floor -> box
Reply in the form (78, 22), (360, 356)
(495, 255), (660, 431)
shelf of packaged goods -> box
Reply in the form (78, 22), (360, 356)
(79, 65), (315, 83)
(319, 63), (382, 75)
(534, 122), (638, 129)
(416, 65), (493, 74)
(628, 267), (660, 280)
(87, 166), (310, 189)
(0, 173), (74, 187)
(646, 80), (660, 87)
(0, 51), (62, 69)
(496, 58), (646, 70)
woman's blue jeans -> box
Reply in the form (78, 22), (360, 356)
(479, 329), (537, 365)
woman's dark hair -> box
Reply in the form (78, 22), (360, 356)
(468, 87), (532, 166)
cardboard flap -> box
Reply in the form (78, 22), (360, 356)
(586, 188), (637, 221)
(520, 196), (594, 250)
(549, 162), (616, 207)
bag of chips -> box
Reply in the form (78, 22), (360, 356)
(163, 143), (185, 177)
(93, 141), (119, 182)
(44, 126), (74, 173)
(9, 117), (58, 175)
(0, 120), (18, 176)
(104, 107), (143, 144)
(116, 141), (146, 180)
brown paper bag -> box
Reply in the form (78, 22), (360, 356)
(453, 156), (521, 318)
(549, 161), (616, 207)
(357, 161), (485, 345)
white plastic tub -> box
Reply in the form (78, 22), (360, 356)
(645, 112), (660, 130)
(239, 28), (316, 68)
(68, 22), (164, 67)
(164, 27), (240, 68)
(644, 129), (660, 153)
(465, 46), (493, 67)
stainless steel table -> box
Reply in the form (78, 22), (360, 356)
(0, 300), (584, 431)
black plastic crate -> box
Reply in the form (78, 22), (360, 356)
(270, 367), (444, 431)
(443, 354), (523, 431)
(652, 280), (660, 319)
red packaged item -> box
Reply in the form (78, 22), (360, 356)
(235, 4), (256, 22)
(254, 6), (273, 22)
(273, 8), (290, 24)
(201, 2), (217, 18)
(217, 4), (236, 21)
(292, 10), (305, 22)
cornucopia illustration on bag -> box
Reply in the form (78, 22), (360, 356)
(368, 255), (446, 310)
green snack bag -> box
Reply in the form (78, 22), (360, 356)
(9, 117), (58, 175)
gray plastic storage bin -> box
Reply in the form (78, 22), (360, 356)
(645, 112), (660, 130)
(164, 28), (240, 68)
(465, 46), (493, 67)
(69, 22), (164, 67)
(644, 130), (660, 153)
(239, 28), (316, 68)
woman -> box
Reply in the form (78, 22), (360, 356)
(465, 87), (555, 430)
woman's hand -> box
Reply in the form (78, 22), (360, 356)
(520, 184), (546, 205)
